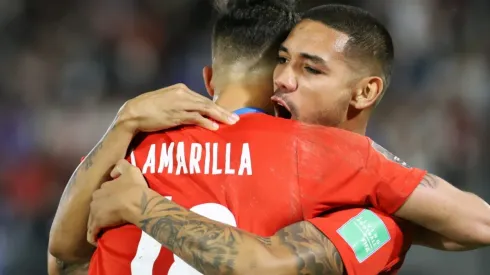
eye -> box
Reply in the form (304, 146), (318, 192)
(277, 56), (288, 64)
(305, 66), (322, 75)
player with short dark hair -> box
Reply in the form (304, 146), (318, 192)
(51, 1), (411, 275)
(273, 4), (490, 249)
(306, 4), (394, 87)
(273, 4), (393, 128)
(90, 3), (488, 274)
(50, 2), (490, 275)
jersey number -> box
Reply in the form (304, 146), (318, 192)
(131, 197), (237, 274)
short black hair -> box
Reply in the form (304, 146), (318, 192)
(302, 4), (394, 90)
(212, 0), (299, 66)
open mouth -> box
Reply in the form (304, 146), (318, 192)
(271, 96), (292, 119)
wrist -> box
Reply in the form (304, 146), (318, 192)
(114, 102), (139, 135)
(121, 187), (149, 224)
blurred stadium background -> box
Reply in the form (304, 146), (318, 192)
(0, 0), (489, 274)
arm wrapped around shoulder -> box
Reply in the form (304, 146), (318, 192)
(395, 173), (490, 246)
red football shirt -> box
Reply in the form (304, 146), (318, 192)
(88, 112), (424, 275)
(310, 208), (412, 275)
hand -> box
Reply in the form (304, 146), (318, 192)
(87, 159), (148, 246)
(117, 83), (239, 133)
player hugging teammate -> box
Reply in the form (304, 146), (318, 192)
(48, 1), (490, 275)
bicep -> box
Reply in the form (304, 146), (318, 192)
(395, 174), (456, 230)
(395, 173), (490, 244)
(270, 221), (344, 275)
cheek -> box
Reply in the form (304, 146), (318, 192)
(306, 86), (350, 116)
(293, 89), (326, 117)
(323, 92), (351, 113)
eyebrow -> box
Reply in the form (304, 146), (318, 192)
(279, 45), (327, 66)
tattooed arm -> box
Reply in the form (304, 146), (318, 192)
(49, 116), (136, 262)
(128, 188), (344, 275)
(395, 173), (490, 246)
(54, 259), (89, 275)
(50, 87), (235, 262)
(48, 252), (88, 275)
(409, 224), (482, 251)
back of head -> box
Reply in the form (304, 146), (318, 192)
(212, 0), (299, 73)
(302, 4), (394, 96)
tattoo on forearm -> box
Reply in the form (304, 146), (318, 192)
(80, 141), (104, 171)
(275, 222), (344, 275)
(137, 190), (344, 274)
(59, 140), (104, 203)
(56, 259), (89, 275)
(139, 191), (238, 274)
(419, 173), (439, 189)
(59, 116), (122, 204)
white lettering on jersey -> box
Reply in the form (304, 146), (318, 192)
(129, 151), (137, 166)
(238, 143), (251, 176)
(175, 142), (188, 175)
(189, 143), (202, 174)
(141, 144), (156, 174)
(224, 143), (235, 174)
(158, 143), (174, 173)
(212, 143), (222, 175)
(140, 142), (252, 175)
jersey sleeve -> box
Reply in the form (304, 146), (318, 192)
(297, 128), (427, 217)
(366, 141), (427, 214)
(308, 208), (411, 275)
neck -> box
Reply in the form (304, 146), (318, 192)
(214, 83), (274, 114)
(338, 108), (371, 136)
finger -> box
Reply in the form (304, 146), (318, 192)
(172, 83), (204, 100)
(178, 112), (219, 130)
(172, 87), (239, 124)
(87, 208), (97, 246)
(110, 159), (133, 178)
(87, 223), (100, 247)
(189, 100), (239, 125)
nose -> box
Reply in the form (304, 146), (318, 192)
(274, 66), (297, 92)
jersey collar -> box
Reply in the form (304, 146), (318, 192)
(233, 107), (266, 115)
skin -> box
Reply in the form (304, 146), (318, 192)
(82, 20), (489, 275)
(273, 19), (490, 247)
(272, 19), (382, 135)
(48, 87), (237, 273)
(88, 160), (345, 275)
(49, 16), (490, 275)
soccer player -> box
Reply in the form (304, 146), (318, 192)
(50, 2), (490, 275)
(50, 2), (412, 275)
(86, 5), (490, 275)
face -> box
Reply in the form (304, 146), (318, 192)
(272, 20), (360, 126)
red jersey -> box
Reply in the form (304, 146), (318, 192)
(311, 208), (412, 275)
(88, 112), (424, 275)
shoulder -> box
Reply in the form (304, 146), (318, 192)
(294, 124), (372, 165)
(368, 140), (412, 169)
(294, 123), (370, 146)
